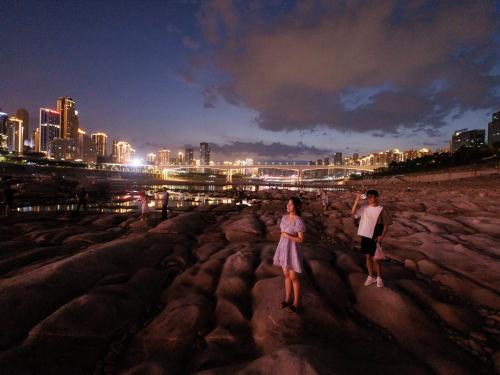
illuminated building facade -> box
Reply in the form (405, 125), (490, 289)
(6, 117), (24, 153)
(15, 108), (29, 143)
(112, 140), (135, 163)
(91, 132), (108, 157)
(185, 148), (194, 165)
(334, 152), (343, 165)
(39, 108), (61, 153)
(200, 142), (210, 165)
(451, 129), (485, 152)
(488, 111), (500, 148)
(0, 112), (8, 150)
(57, 96), (79, 139)
(147, 153), (156, 163)
(177, 151), (184, 164)
(49, 138), (78, 160)
(157, 149), (170, 165)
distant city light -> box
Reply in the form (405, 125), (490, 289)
(129, 158), (142, 167)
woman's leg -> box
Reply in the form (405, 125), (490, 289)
(365, 254), (374, 276)
(290, 270), (301, 307)
(374, 259), (382, 278)
(283, 268), (292, 303)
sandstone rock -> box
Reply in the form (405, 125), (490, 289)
(224, 215), (263, 242)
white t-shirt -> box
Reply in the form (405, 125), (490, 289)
(356, 205), (383, 238)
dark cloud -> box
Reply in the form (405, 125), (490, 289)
(191, 0), (499, 135)
(209, 141), (331, 159)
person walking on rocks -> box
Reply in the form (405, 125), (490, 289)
(75, 187), (88, 213)
(273, 197), (306, 313)
(161, 188), (169, 220)
(352, 190), (392, 288)
(2, 184), (15, 216)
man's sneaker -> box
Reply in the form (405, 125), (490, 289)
(364, 276), (376, 286)
(377, 277), (384, 288)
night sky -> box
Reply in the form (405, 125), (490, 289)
(1, 0), (499, 161)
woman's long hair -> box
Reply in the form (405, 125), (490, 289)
(290, 197), (302, 216)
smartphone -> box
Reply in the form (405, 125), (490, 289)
(360, 194), (367, 200)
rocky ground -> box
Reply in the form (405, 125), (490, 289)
(0, 175), (499, 374)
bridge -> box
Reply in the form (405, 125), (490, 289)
(101, 163), (376, 182)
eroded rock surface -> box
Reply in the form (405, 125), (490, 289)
(0, 175), (499, 374)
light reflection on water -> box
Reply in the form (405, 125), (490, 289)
(14, 184), (346, 213)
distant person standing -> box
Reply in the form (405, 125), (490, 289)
(352, 190), (392, 288)
(273, 197), (306, 313)
(76, 187), (88, 212)
(3, 185), (15, 216)
(321, 190), (329, 210)
(161, 188), (169, 220)
(140, 192), (149, 220)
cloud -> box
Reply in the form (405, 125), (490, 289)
(182, 36), (200, 50)
(191, 0), (499, 135)
(208, 141), (331, 159)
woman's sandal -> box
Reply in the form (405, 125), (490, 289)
(281, 301), (291, 308)
(288, 304), (303, 313)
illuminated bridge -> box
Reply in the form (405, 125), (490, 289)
(102, 163), (376, 182)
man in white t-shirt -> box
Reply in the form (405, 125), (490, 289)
(352, 190), (392, 287)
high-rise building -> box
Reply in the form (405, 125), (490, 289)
(91, 132), (108, 157)
(39, 108), (61, 153)
(157, 149), (170, 165)
(451, 129), (485, 152)
(49, 138), (78, 160)
(0, 112), (8, 151)
(15, 108), (29, 143)
(200, 142), (210, 165)
(185, 148), (194, 165)
(317, 159), (323, 165)
(77, 128), (86, 159)
(6, 117), (23, 153)
(353, 153), (359, 162)
(334, 152), (343, 165)
(112, 140), (135, 163)
(147, 153), (156, 164)
(32, 128), (41, 152)
(177, 151), (184, 164)
(488, 111), (500, 149)
(57, 97), (79, 139)
(82, 134), (97, 163)
(323, 157), (330, 165)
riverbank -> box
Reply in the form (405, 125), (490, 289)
(0, 175), (499, 374)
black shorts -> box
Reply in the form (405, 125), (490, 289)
(361, 236), (377, 256)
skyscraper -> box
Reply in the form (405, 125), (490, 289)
(57, 97), (79, 140)
(200, 142), (210, 165)
(177, 151), (184, 164)
(0, 112), (8, 151)
(112, 140), (135, 163)
(185, 148), (194, 165)
(15, 108), (29, 143)
(6, 117), (23, 153)
(91, 132), (108, 157)
(39, 108), (61, 153)
(157, 149), (170, 165)
(334, 152), (343, 165)
(488, 111), (500, 149)
(451, 129), (485, 152)
(32, 128), (40, 152)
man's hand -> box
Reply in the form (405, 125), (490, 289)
(281, 232), (289, 239)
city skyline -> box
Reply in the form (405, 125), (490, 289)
(1, 0), (499, 160)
